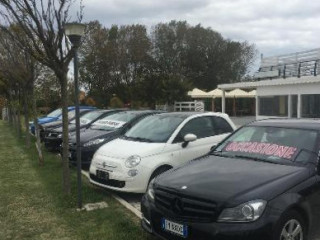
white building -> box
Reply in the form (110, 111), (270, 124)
(218, 48), (320, 120)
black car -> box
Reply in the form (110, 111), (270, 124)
(44, 109), (122, 151)
(142, 119), (320, 240)
(40, 109), (94, 141)
(68, 110), (162, 167)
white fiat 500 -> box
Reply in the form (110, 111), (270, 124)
(89, 112), (236, 193)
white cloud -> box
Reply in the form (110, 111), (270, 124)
(79, 0), (320, 70)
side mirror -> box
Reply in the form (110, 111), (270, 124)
(182, 133), (197, 148)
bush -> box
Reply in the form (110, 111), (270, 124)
(109, 96), (124, 108)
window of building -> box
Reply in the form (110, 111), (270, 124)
(302, 94), (320, 118)
(259, 96), (288, 116)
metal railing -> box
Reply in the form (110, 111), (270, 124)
(255, 48), (320, 79)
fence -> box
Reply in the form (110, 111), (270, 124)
(174, 100), (204, 112)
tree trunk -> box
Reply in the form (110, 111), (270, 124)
(60, 72), (71, 195)
(8, 90), (13, 125)
(23, 89), (30, 148)
(31, 86), (44, 166)
(17, 105), (21, 137)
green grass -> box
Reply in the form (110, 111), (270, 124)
(0, 120), (155, 240)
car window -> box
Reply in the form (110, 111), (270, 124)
(214, 126), (319, 165)
(70, 111), (103, 125)
(174, 117), (215, 142)
(124, 115), (185, 143)
(212, 117), (233, 134)
(91, 112), (138, 131)
(47, 108), (62, 117)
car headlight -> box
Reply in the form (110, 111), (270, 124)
(147, 179), (155, 201)
(125, 155), (141, 168)
(57, 133), (71, 138)
(218, 200), (267, 222)
(83, 138), (105, 147)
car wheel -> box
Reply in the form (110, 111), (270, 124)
(274, 210), (307, 240)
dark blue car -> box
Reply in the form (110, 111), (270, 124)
(30, 106), (96, 134)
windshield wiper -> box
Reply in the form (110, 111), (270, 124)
(123, 136), (154, 142)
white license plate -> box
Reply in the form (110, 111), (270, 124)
(161, 218), (188, 237)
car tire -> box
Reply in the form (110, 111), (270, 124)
(273, 210), (307, 240)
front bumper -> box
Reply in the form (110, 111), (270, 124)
(69, 146), (96, 166)
(141, 195), (275, 240)
(44, 137), (62, 152)
(89, 159), (150, 193)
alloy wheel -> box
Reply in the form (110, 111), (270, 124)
(280, 219), (303, 240)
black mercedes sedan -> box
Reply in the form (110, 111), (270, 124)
(142, 119), (320, 240)
(44, 109), (122, 151)
(68, 110), (162, 168)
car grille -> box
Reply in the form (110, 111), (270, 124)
(48, 132), (59, 138)
(154, 187), (217, 222)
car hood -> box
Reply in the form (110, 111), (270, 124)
(96, 138), (166, 159)
(42, 120), (63, 129)
(156, 156), (311, 207)
(53, 123), (87, 133)
(69, 128), (117, 145)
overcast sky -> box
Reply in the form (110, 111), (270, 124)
(78, 0), (320, 71)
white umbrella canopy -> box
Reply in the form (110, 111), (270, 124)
(226, 88), (252, 98)
(187, 88), (210, 98)
(247, 90), (256, 97)
(207, 88), (223, 98)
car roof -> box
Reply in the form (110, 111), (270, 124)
(152, 111), (229, 120)
(249, 118), (320, 130)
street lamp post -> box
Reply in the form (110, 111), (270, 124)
(64, 22), (86, 209)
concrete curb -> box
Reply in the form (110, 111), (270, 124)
(112, 194), (142, 219)
(81, 170), (142, 219)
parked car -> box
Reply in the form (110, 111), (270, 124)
(30, 106), (96, 135)
(68, 110), (161, 168)
(142, 118), (320, 240)
(44, 109), (121, 151)
(40, 108), (94, 141)
(89, 112), (236, 193)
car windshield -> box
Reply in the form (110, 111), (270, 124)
(90, 112), (137, 131)
(213, 126), (319, 165)
(123, 115), (185, 143)
(47, 108), (62, 117)
(70, 111), (102, 125)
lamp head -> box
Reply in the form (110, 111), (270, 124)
(64, 22), (86, 47)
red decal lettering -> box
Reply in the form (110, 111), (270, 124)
(246, 142), (258, 153)
(274, 146), (289, 158)
(265, 144), (279, 155)
(283, 147), (297, 159)
(260, 143), (271, 154)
